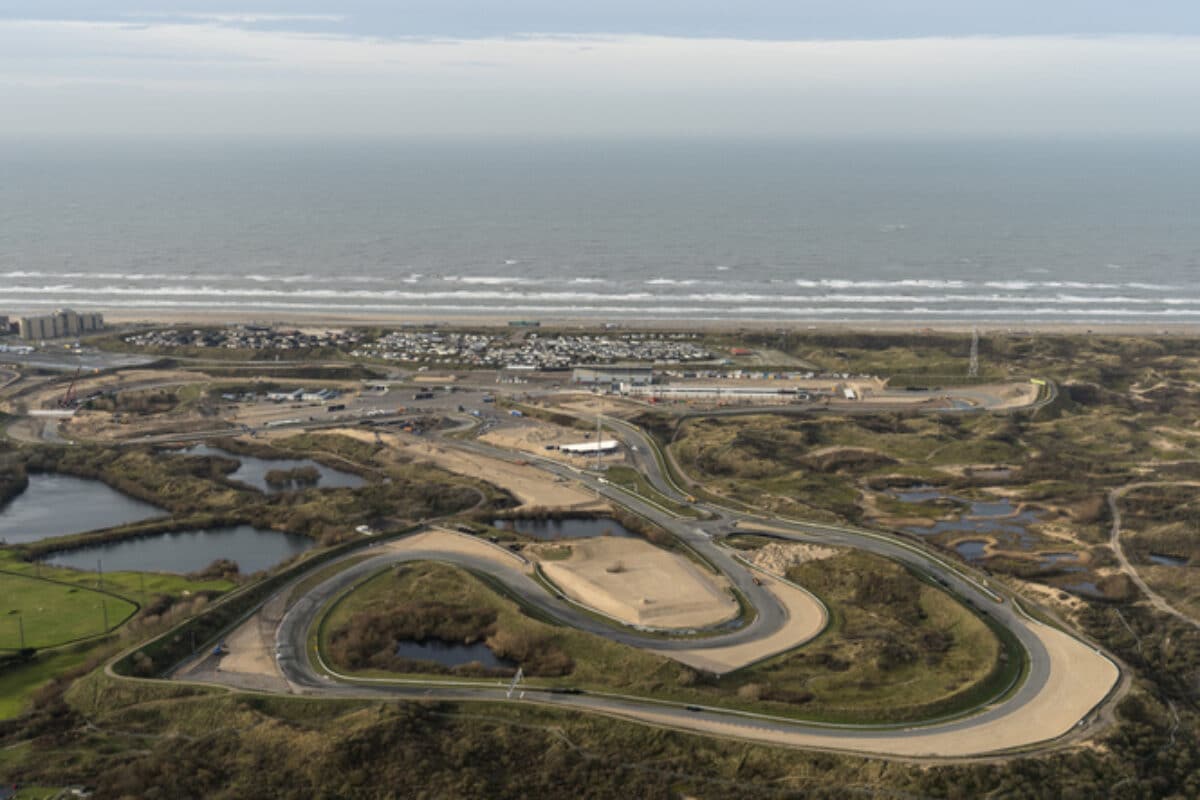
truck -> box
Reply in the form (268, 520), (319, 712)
(413, 391), (434, 400)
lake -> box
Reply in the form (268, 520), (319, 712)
(42, 525), (313, 575)
(0, 473), (164, 544)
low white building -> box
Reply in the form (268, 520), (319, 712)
(558, 439), (621, 455)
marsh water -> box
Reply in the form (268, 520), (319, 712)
(0, 473), (164, 544)
(954, 540), (988, 561)
(492, 517), (635, 540)
(889, 486), (1043, 548)
(183, 444), (364, 493)
(1148, 553), (1189, 567)
(42, 525), (313, 575)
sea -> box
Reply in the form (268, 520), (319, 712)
(2, 138), (1198, 324)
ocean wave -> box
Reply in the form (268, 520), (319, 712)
(6, 284), (1200, 307)
(442, 275), (532, 285)
(796, 279), (971, 289)
(4, 270), (1192, 295)
(10, 297), (1200, 318)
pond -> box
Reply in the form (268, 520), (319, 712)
(0, 473), (165, 545)
(183, 444), (365, 493)
(954, 540), (988, 561)
(394, 639), (514, 670)
(42, 525), (314, 575)
(492, 516), (635, 540)
(1064, 580), (1103, 597)
(1148, 553), (1189, 567)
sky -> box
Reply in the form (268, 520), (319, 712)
(1, 2), (1199, 139)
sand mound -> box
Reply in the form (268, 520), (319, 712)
(541, 537), (737, 629)
(743, 542), (840, 577)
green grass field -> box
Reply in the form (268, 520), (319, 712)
(0, 573), (137, 650)
(0, 551), (235, 602)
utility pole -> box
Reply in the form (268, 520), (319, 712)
(968, 327), (980, 379)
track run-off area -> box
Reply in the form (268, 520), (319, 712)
(155, 384), (1121, 761)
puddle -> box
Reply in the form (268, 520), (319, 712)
(1148, 553), (1189, 567)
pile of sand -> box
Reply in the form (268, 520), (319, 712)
(743, 542), (840, 578)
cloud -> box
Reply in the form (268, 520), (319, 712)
(128, 12), (347, 26)
(0, 18), (1197, 138)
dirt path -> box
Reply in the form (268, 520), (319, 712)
(1107, 482), (1200, 630)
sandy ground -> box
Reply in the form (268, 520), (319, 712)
(741, 542), (840, 577)
(967, 381), (1041, 410)
(552, 396), (651, 419)
(480, 420), (625, 467)
(540, 537), (737, 630)
(12, 368), (201, 411)
(383, 528), (530, 567)
(657, 572), (828, 674)
(176, 587), (293, 693)
(333, 427), (608, 511)
(3, 416), (49, 444)
(95, 309), (1200, 335)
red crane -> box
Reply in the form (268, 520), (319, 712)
(58, 367), (82, 408)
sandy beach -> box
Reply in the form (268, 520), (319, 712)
(92, 308), (1200, 336)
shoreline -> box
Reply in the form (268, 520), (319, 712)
(89, 309), (1200, 336)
